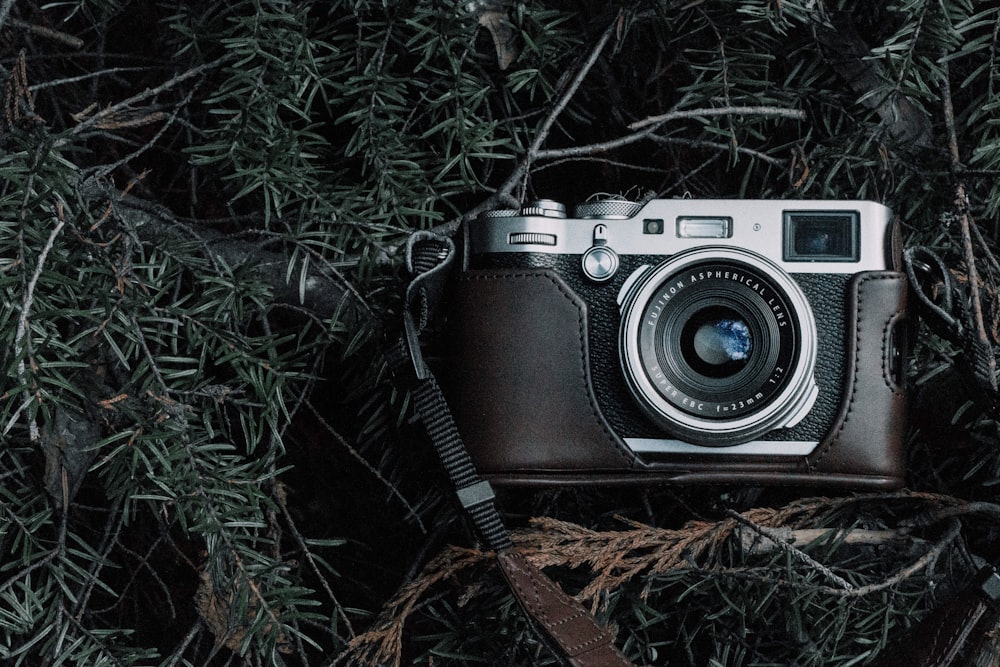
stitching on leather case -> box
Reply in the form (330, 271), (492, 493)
(810, 273), (902, 469)
(501, 552), (610, 654)
(921, 598), (985, 665)
(458, 271), (635, 468)
(881, 309), (907, 394)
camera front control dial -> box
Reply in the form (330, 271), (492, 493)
(582, 245), (619, 282)
(581, 223), (620, 282)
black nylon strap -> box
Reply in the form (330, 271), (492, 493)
(407, 362), (512, 551)
(387, 231), (512, 552)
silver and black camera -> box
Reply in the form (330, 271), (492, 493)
(443, 197), (910, 488)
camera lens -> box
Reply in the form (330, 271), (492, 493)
(619, 248), (817, 446)
(645, 268), (791, 421)
(681, 307), (751, 378)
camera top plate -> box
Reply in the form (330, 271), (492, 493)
(469, 198), (894, 275)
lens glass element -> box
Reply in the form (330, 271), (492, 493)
(682, 307), (752, 378)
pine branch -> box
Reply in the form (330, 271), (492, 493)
(452, 10), (623, 227)
(346, 492), (993, 665)
(4, 3), (1000, 664)
(79, 180), (361, 321)
(11, 193), (66, 443)
(69, 57), (231, 138)
(0, 0), (13, 30)
(7, 17), (84, 49)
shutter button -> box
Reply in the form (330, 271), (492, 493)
(581, 224), (619, 282)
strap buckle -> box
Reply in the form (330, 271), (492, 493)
(975, 566), (1000, 610)
(455, 480), (495, 510)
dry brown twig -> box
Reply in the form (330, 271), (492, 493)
(338, 547), (487, 667)
(340, 492), (996, 667)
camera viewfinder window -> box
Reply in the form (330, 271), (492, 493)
(783, 211), (860, 262)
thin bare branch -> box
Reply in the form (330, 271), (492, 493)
(942, 53), (998, 383)
(727, 510), (858, 591)
(10, 198), (67, 441)
(491, 11), (623, 203)
(301, 400), (426, 534)
(628, 105), (806, 131)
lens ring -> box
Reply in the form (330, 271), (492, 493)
(645, 272), (796, 416)
(619, 248), (817, 446)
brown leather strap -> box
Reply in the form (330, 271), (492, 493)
(497, 550), (633, 667)
(871, 567), (1000, 667)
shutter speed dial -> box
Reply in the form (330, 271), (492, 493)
(574, 197), (643, 219)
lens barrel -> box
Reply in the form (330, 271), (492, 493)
(620, 248), (817, 446)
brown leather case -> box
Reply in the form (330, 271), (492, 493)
(444, 268), (908, 489)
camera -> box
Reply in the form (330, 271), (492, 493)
(442, 196), (910, 489)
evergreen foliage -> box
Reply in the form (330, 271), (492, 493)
(0, 1), (998, 665)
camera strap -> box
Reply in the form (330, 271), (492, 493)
(386, 231), (632, 667)
(868, 565), (1000, 667)
(904, 245), (1000, 413)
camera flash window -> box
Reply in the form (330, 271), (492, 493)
(676, 216), (733, 238)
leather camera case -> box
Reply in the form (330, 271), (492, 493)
(441, 267), (909, 489)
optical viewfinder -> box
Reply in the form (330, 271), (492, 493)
(783, 210), (860, 262)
